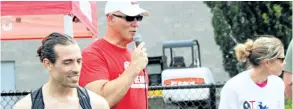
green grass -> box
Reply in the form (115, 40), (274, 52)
(285, 99), (292, 109)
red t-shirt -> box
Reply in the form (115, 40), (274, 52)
(79, 38), (149, 109)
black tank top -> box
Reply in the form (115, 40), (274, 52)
(30, 86), (92, 109)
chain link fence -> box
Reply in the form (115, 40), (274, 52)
(148, 84), (223, 109)
(1, 84), (223, 109)
(1, 84), (292, 109)
(1, 91), (31, 109)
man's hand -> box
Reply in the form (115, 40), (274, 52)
(129, 42), (148, 74)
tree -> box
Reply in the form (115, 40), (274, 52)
(204, 1), (292, 77)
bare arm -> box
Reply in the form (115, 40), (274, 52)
(13, 94), (32, 109)
(84, 43), (148, 107)
(283, 40), (292, 100)
(87, 89), (110, 109)
(283, 71), (292, 100)
(85, 64), (140, 107)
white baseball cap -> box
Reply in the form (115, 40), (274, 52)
(105, 1), (150, 16)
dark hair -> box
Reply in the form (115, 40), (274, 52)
(37, 32), (76, 64)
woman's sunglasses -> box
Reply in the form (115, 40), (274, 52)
(112, 14), (143, 22)
(277, 57), (285, 62)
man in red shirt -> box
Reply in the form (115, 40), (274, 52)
(79, 1), (150, 109)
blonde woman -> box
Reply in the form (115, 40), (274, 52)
(218, 36), (285, 109)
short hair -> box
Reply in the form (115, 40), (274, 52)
(37, 32), (76, 64)
(234, 35), (284, 67)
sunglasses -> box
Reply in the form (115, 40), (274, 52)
(112, 14), (143, 22)
(277, 57), (285, 62)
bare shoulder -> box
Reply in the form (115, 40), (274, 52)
(87, 89), (110, 109)
(13, 94), (32, 109)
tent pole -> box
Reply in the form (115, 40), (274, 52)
(64, 15), (73, 37)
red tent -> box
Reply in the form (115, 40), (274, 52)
(1, 1), (98, 40)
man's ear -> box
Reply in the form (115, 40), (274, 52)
(107, 14), (115, 25)
(43, 58), (53, 71)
